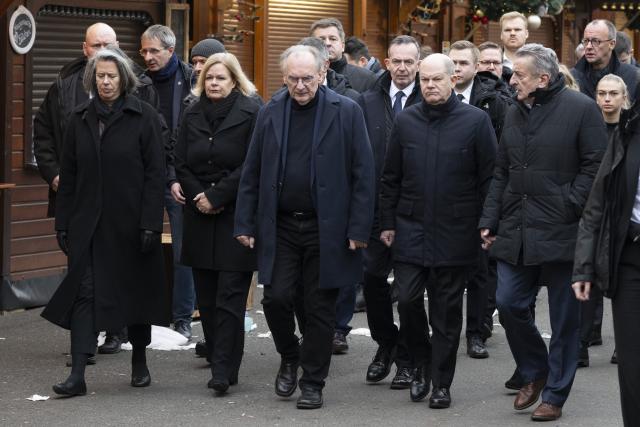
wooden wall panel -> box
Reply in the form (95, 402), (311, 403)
(473, 17), (555, 51)
(265, 0), (352, 97)
(363, 0), (388, 64)
(223, 0), (256, 81)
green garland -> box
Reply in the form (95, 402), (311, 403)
(470, 0), (566, 22)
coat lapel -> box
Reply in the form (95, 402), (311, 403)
(214, 96), (252, 136)
(625, 137), (640, 207)
(82, 104), (101, 158)
(315, 93), (339, 149)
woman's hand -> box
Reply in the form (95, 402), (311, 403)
(194, 192), (223, 214)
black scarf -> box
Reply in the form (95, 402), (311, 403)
(93, 95), (125, 136)
(200, 90), (239, 134)
(330, 55), (347, 74)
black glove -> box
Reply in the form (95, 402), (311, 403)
(140, 229), (160, 253)
(56, 231), (69, 255)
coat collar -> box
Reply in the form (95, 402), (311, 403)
(187, 92), (258, 135)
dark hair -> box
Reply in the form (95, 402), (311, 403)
(615, 31), (632, 56)
(345, 36), (370, 61)
(478, 41), (503, 55)
(310, 18), (345, 41)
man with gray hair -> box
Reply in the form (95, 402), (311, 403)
(234, 45), (374, 409)
(480, 43), (607, 421)
(380, 53), (496, 408)
(140, 24), (196, 340)
(571, 19), (640, 102)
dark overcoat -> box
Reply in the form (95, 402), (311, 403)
(41, 95), (168, 331)
(379, 93), (497, 267)
(479, 77), (608, 265)
(234, 86), (375, 289)
(175, 93), (261, 271)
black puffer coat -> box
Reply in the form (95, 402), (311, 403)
(479, 76), (608, 265)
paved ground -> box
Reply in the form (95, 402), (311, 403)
(0, 287), (623, 426)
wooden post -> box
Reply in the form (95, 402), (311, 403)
(253, 0), (266, 96)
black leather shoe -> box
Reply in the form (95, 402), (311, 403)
(98, 334), (122, 354)
(588, 330), (603, 346)
(611, 349), (618, 364)
(53, 378), (87, 397)
(195, 339), (208, 358)
(366, 346), (395, 383)
(332, 331), (349, 354)
(466, 335), (489, 359)
(429, 387), (451, 408)
(390, 366), (413, 389)
(504, 369), (524, 390)
(296, 387), (323, 409)
(275, 361), (298, 397)
(410, 366), (430, 402)
(578, 344), (589, 368)
(66, 355), (96, 367)
(208, 378), (229, 394)
(174, 320), (192, 340)
(131, 365), (151, 387)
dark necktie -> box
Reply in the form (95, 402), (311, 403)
(457, 93), (465, 102)
(393, 91), (405, 116)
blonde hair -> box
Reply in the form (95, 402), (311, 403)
(597, 74), (631, 109)
(194, 52), (256, 97)
(500, 11), (528, 29)
(558, 64), (579, 91)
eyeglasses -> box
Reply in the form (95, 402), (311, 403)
(581, 38), (613, 47)
(479, 60), (502, 67)
(286, 75), (316, 86)
(139, 47), (167, 56)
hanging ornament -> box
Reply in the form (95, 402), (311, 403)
(475, 9), (484, 18)
(528, 15), (542, 30)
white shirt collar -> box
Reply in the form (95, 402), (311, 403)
(389, 80), (415, 100)
(455, 81), (473, 103)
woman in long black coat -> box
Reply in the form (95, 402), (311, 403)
(41, 46), (167, 396)
(174, 52), (260, 394)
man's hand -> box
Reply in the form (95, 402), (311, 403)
(380, 230), (395, 247)
(572, 281), (591, 301)
(348, 239), (368, 250)
(194, 192), (215, 214)
(236, 235), (255, 249)
(52, 175), (60, 192)
(170, 182), (185, 204)
(480, 228), (496, 250)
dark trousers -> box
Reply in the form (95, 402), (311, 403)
(394, 262), (468, 388)
(71, 262), (150, 355)
(496, 261), (579, 407)
(262, 215), (339, 390)
(193, 268), (252, 382)
(334, 283), (356, 334)
(466, 248), (496, 338)
(612, 240), (640, 427)
(363, 233), (410, 368)
(580, 285), (603, 345)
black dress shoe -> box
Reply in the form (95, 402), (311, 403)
(131, 365), (151, 387)
(366, 346), (395, 383)
(98, 334), (122, 354)
(174, 320), (192, 340)
(390, 366), (413, 389)
(611, 349), (618, 364)
(208, 378), (229, 394)
(466, 335), (489, 359)
(429, 387), (451, 409)
(578, 344), (589, 368)
(53, 378), (87, 397)
(410, 366), (430, 402)
(588, 330), (603, 346)
(296, 387), (323, 409)
(275, 361), (298, 397)
(195, 339), (208, 358)
(332, 331), (349, 354)
(504, 368), (524, 390)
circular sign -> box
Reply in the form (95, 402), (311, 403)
(9, 6), (36, 54)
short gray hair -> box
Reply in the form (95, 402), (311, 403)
(515, 43), (559, 80)
(587, 19), (617, 40)
(141, 24), (176, 49)
(298, 37), (329, 63)
(388, 35), (420, 59)
(280, 45), (324, 75)
(84, 46), (140, 96)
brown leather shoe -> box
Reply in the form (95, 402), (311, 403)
(514, 377), (546, 410)
(531, 402), (562, 421)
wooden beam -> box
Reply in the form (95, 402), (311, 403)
(192, 0), (211, 44)
(353, 0), (366, 37)
(253, 0), (266, 96)
(0, 0), (15, 17)
(388, 0), (399, 38)
(0, 9), (12, 285)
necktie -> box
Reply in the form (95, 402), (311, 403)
(393, 91), (405, 116)
(457, 93), (465, 102)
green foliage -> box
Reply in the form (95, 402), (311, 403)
(470, 0), (566, 22)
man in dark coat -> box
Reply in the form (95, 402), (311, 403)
(310, 18), (377, 93)
(380, 53), (497, 409)
(33, 22), (159, 355)
(479, 44), (607, 422)
(234, 45), (374, 409)
(357, 35), (422, 390)
(570, 19), (640, 352)
(345, 36), (385, 77)
(571, 20), (640, 103)
(448, 40), (514, 360)
(140, 24), (195, 339)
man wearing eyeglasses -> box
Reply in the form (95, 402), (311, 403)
(571, 19), (640, 103)
(140, 25), (196, 341)
(356, 35), (422, 391)
(235, 45), (374, 409)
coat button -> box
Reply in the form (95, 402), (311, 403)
(523, 163), (528, 168)
(209, 137), (213, 141)
(208, 160), (212, 165)
(522, 194), (528, 199)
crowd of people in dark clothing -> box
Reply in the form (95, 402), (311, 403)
(32, 10), (640, 426)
